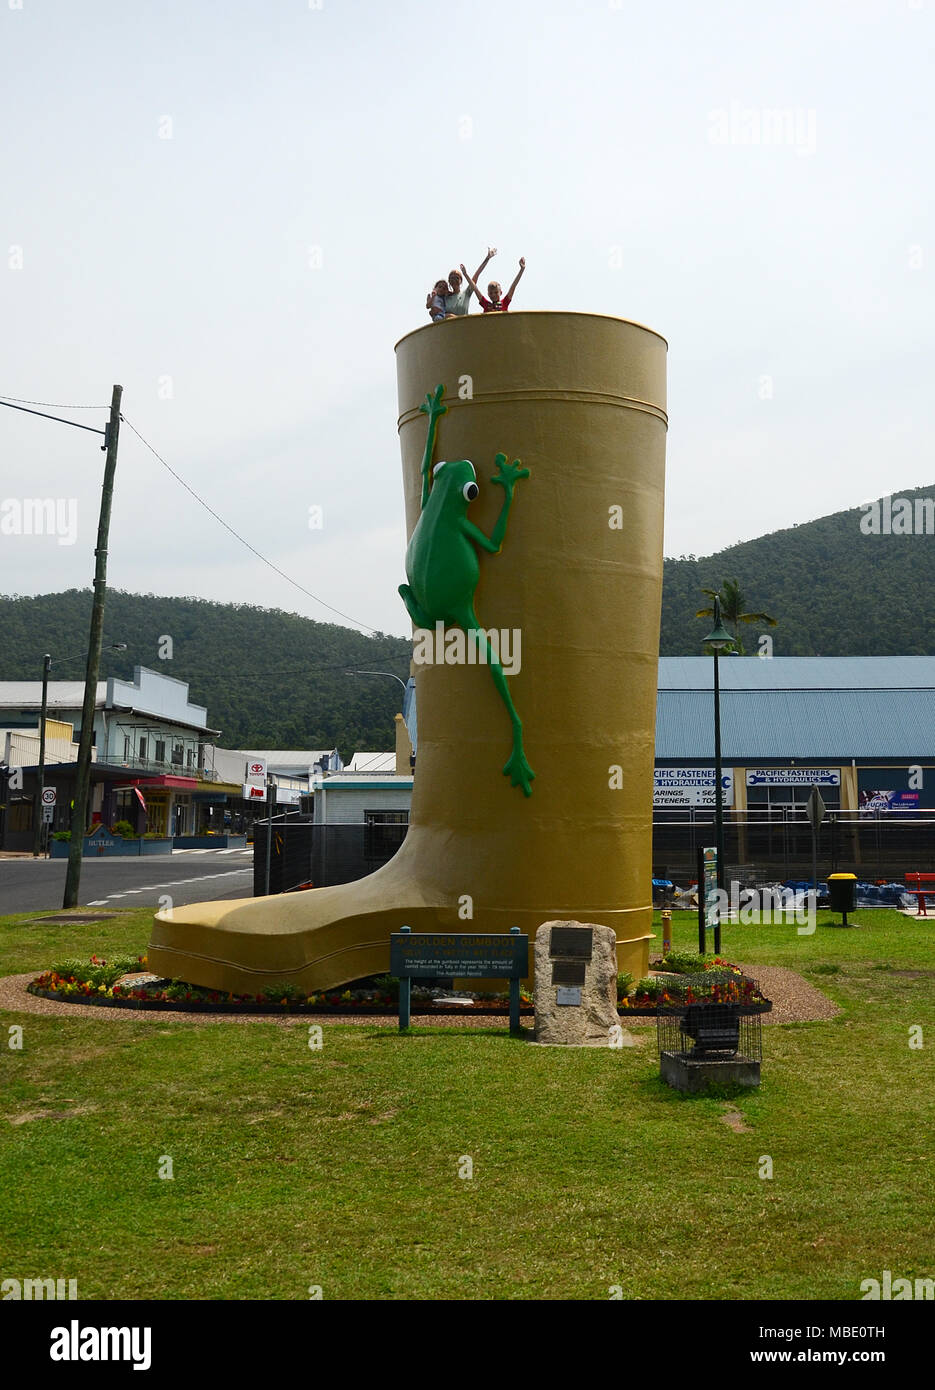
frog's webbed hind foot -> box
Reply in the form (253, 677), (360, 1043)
(399, 584), (433, 630)
(503, 745), (536, 798)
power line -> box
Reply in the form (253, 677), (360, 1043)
(0, 398), (106, 436)
(0, 387), (401, 639)
(0, 394), (108, 409)
(119, 414), (384, 636)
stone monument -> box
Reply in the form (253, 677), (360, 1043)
(534, 920), (619, 1045)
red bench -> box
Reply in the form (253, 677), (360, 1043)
(905, 873), (935, 916)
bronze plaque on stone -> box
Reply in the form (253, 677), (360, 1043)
(549, 926), (593, 960)
(551, 960), (586, 986)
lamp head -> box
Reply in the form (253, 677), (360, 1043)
(703, 596), (733, 650)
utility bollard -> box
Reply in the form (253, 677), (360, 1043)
(509, 926), (522, 1034)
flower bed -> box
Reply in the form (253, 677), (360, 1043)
(27, 957), (535, 1015)
(29, 954), (769, 1017)
(620, 957), (771, 1012)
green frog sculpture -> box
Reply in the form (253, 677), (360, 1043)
(398, 383), (535, 796)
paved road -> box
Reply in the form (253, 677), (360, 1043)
(0, 849), (256, 914)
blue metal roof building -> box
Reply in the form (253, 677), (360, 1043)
(400, 656), (935, 812)
(658, 655), (935, 692)
(656, 657), (935, 762)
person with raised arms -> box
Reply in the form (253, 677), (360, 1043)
(459, 256), (525, 313)
(425, 247), (497, 320)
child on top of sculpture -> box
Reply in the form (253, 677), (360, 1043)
(460, 256), (525, 312)
(425, 248), (497, 321)
(427, 279), (450, 323)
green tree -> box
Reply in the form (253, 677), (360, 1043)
(696, 578), (777, 655)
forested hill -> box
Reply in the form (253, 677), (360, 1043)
(0, 590), (410, 755)
(2, 489), (932, 748)
(661, 485), (935, 656)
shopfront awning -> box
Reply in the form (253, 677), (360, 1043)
(132, 774), (198, 789)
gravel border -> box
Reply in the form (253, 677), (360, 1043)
(733, 964), (840, 1024)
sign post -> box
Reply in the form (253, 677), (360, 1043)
(39, 787), (56, 850)
(806, 785), (827, 898)
(264, 774), (276, 898)
(398, 926), (412, 1030)
(508, 926), (522, 1033)
(697, 845), (719, 955)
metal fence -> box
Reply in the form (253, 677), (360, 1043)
(254, 817), (408, 894)
(252, 810), (935, 895)
(652, 808), (935, 882)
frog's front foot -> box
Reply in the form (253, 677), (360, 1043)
(491, 452), (530, 496)
(502, 743), (536, 797)
(420, 384), (447, 421)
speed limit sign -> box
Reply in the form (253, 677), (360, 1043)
(41, 787), (57, 807)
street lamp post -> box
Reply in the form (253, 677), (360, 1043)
(703, 596), (733, 955)
(31, 643), (127, 860)
(31, 654), (52, 858)
(344, 669), (407, 693)
(345, 669), (413, 771)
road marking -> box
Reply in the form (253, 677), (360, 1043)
(172, 848), (252, 857)
(83, 866), (253, 907)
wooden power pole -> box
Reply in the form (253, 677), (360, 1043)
(62, 385), (123, 909)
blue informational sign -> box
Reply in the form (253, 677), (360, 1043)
(389, 932), (529, 980)
(391, 928), (528, 1036)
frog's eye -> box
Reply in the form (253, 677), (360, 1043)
(463, 481), (479, 502)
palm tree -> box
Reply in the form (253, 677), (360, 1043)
(696, 578), (777, 655)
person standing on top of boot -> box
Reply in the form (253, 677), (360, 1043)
(439, 247), (497, 317)
(460, 256), (525, 312)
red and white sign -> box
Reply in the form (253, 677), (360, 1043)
(243, 782), (267, 801)
(246, 759), (267, 780)
(41, 787), (57, 807)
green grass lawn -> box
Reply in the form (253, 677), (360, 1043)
(1, 904), (933, 1300)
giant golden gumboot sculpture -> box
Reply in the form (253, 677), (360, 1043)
(147, 312), (667, 992)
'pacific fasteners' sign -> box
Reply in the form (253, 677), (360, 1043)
(654, 767), (734, 807)
(746, 768), (840, 787)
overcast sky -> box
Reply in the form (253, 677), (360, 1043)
(2, 0), (932, 639)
